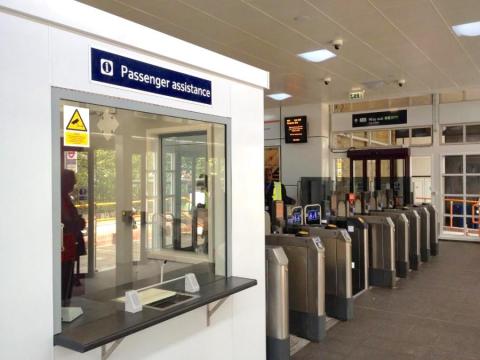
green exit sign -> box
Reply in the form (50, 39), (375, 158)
(349, 90), (365, 100)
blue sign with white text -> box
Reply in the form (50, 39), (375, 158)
(91, 48), (212, 105)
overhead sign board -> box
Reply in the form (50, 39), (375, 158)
(63, 105), (90, 148)
(352, 110), (407, 128)
(91, 48), (212, 105)
(285, 116), (307, 143)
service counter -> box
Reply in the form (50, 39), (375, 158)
(55, 276), (256, 353)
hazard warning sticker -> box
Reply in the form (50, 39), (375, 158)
(63, 105), (90, 147)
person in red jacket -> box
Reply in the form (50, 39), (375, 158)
(61, 169), (86, 304)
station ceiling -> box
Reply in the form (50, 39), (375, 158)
(79, 0), (480, 107)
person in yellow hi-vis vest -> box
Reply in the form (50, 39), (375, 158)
(264, 167), (295, 216)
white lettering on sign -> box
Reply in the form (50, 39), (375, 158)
(119, 65), (211, 98)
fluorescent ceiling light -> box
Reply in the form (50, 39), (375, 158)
(452, 21), (480, 37)
(267, 93), (291, 101)
(298, 49), (336, 62)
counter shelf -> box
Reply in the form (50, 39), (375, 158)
(54, 276), (257, 355)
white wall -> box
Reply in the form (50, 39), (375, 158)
(0, 2), (267, 359)
(264, 103), (329, 200)
(439, 100), (480, 124)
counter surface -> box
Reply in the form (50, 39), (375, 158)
(54, 276), (257, 353)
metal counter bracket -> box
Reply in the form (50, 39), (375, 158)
(206, 297), (229, 326)
(101, 338), (124, 360)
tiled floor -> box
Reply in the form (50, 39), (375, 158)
(293, 241), (480, 360)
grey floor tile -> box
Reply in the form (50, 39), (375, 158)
(293, 242), (480, 360)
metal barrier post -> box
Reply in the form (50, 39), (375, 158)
(266, 246), (289, 360)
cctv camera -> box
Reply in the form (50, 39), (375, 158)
(324, 77), (332, 85)
(398, 79), (406, 87)
(332, 38), (343, 50)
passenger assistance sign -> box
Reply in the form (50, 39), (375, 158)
(64, 105), (90, 147)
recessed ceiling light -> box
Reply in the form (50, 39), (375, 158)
(267, 93), (292, 101)
(452, 21), (480, 37)
(298, 49), (336, 62)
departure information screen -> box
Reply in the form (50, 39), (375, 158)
(285, 116), (307, 143)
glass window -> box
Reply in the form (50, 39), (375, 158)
(442, 125), (463, 143)
(445, 155), (463, 174)
(352, 131), (368, 148)
(392, 128), (410, 146)
(411, 127), (432, 145)
(466, 155), (480, 173)
(466, 124), (480, 142)
(466, 176), (480, 194)
(444, 176), (463, 194)
(371, 130), (390, 146)
(334, 133), (351, 149)
(59, 99), (226, 324)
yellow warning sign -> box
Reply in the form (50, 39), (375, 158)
(66, 109), (87, 131)
(63, 105), (90, 148)
(65, 131), (88, 146)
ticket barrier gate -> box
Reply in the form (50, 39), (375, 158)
(370, 211), (409, 277)
(382, 208), (421, 270)
(421, 203), (439, 256)
(266, 246), (289, 360)
(266, 234), (327, 342)
(354, 215), (396, 288)
(406, 206), (430, 262)
(328, 217), (369, 296)
(294, 226), (353, 321)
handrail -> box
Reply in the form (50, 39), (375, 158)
(444, 197), (480, 237)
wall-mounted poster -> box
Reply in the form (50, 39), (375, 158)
(264, 146), (281, 181)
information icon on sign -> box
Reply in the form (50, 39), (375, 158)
(100, 59), (114, 76)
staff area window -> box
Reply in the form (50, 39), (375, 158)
(56, 97), (227, 328)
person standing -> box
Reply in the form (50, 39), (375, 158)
(61, 169), (86, 304)
(264, 167), (295, 216)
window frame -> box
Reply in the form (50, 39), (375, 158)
(51, 87), (232, 334)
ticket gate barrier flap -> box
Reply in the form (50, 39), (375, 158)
(266, 246), (289, 360)
(329, 217), (369, 296)
(265, 211), (272, 235)
(265, 234), (326, 342)
(407, 206), (430, 262)
(297, 226), (353, 321)
(355, 215), (396, 288)
(386, 208), (421, 270)
(370, 211), (410, 278)
(422, 203), (439, 256)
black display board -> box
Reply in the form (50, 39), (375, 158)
(352, 110), (407, 128)
(285, 116), (307, 143)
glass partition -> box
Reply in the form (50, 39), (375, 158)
(58, 99), (226, 316)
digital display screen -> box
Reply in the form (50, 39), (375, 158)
(306, 208), (320, 224)
(285, 116), (307, 143)
(292, 211), (302, 225)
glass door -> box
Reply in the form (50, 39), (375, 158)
(161, 132), (208, 251)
